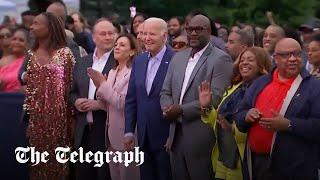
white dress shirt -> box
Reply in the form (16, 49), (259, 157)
(179, 43), (209, 104)
(145, 45), (167, 94)
(86, 49), (112, 123)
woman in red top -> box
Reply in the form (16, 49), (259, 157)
(0, 28), (29, 92)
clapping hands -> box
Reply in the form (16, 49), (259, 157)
(87, 68), (107, 88)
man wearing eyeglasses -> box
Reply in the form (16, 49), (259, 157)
(160, 15), (233, 180)
(235, 38), (320, 180)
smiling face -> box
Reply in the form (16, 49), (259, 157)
(263, 25), (284, 54)
(143, 20), (167, 56)
(239, 50), (260, 82)
(10, 30), (28, 55)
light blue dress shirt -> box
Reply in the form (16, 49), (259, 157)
(145, 46), (167, 94)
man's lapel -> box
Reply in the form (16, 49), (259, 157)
(140, 53), (149, 96)
(176, 49), (191, 102)
(83, 55), (93, 97)
(184, 44), (213, 93)
(102, 51), (116, 75)
(96, 51), (117, 99)
(149, 49), (172, 95)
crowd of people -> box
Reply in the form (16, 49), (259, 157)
(1, 0), (320, 180)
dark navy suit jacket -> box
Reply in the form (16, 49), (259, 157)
(235, 68), (320, 178)
(125, 47), (175, 151)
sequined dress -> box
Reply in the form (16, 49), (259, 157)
(23, 47), (75, 180)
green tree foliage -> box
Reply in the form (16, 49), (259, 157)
(129, 0), (318, 28)
(120, 0), (212, 20)
(205, 0), (318, 28)
(29, 0), (318, 29)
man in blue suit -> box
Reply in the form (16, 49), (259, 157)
(124, 17), (174, 180)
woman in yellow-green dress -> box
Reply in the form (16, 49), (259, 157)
(199, 47), (271, 180)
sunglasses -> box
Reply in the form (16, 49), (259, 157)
(185, 26), (207, 34)
(274, 51), (302, 59)
(172, 41), (187, 49)
(0, 33), (12, 39)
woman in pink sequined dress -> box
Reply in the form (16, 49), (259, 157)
(23, 12), (75, 179)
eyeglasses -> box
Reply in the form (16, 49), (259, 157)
(0, 33), (12, 39)
(274, 51), (302, 59)
(172, 41), (187, 49)
(185, 26), (207, 34)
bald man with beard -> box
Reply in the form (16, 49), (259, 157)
(161, 15), (233, 180)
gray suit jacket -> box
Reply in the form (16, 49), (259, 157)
(160, 43), (233, 155)
(69, 52), (116, 149)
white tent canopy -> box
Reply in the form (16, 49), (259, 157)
(0, 0), (15, 7)
(0, 0), (18, 24)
